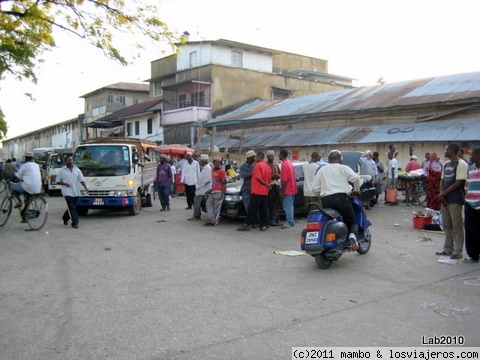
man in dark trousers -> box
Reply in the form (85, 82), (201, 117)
(56, 155), (89, 229)
(312, 150), (363, 250)
(464, 148), (480, 263)
(435, 143), (468, 259)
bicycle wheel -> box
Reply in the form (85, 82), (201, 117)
(0, 181), (7, 194)
(408, 183), (420, 205)
(25, 195), (48, 230)
(416, 181), (428, 207)
(0, 195), (13, 226)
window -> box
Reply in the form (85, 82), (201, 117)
(189, 51), (197, 68)
(147, 118), (153, 134)
(178, 94), (187, 108)
(154, 81), (163, 97)
(107, 93), (126, 105)
(231, 51), (243, 68)
(135, 121), (140, 136)
(191, 91), (205, 107)
(272, 89), (291, 100)
(126, 123), (132, 136)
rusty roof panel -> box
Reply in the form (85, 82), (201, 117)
(211, 72), (480, 126)
(199, 117), (480, 149)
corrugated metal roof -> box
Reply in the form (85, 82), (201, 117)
(88, 99), (162, 128)
(199, 117), (480, 149)
(210, 72), (480, 126)
(80, 82), (150, 98)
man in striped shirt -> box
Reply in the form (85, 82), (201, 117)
(464, 147), (480, 263)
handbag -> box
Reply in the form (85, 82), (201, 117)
(386, 188), (398, 203)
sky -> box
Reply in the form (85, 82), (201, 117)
(1, 0), (480, 139)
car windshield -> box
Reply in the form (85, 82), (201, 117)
(73, 145), (130, 176)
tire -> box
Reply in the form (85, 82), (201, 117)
(0, 181), (7, 194)
(25, 195), (48, 231)
(145, 193), (153, 207)
(76, 207), (89, 216)
(128, 191), (142, 215)
(357, 228), (371, 254)
(415, 181), (428, 207)
(315, 253), (333, 269)
(0, 196), (12, 227)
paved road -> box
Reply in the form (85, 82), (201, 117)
(0, 194), (479, 359)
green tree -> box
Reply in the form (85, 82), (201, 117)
(0, 107), (6, 138)
(0, 0), (180, 84)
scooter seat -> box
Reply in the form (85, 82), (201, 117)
(322, 208), (341, 219)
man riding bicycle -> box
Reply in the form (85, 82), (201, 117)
(9, 152), (42, 222)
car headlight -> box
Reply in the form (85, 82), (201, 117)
(225, 195), (242, 201)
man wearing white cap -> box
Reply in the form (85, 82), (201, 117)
(266, 150), (281, 226)
(239, 150), (256, 217)
(181, 152), (200, 209)
(9, 152), (42, 222)
(189, 154), (212, 221)
(358, 150), (378, 180)
(405, 155), (421, 172)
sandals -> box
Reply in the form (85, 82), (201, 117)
(435, 251), (450, 256)
(236, 225), (250, 231)
(259, 226), (267, 231)
(14, 202), (23, 209)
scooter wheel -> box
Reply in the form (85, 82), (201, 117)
(357, 228), (372, 254)
(315, 253), (333, 269)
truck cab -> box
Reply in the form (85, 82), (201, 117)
(46, 150), (73, 195)
(73, 138), (158, 216)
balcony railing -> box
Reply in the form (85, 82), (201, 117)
(162, 106), (211, 125)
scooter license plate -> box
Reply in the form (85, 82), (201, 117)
(305, 231), (319, 244)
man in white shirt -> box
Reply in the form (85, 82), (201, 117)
(189, 154), (212, 221)
(385, 150), (398, 204)
(302, 151), (321, 210)
(181, 152), (200, 210)
(10, 152), (42, 209)
(56, 155), (89, 228)
(358, 150), (378, 181)
(312, 150), (363, 250)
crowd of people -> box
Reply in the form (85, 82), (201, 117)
(3, 141), (478, 265)
(379, 143), (479, 264)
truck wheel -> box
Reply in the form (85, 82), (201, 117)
(77, 207), (88, 216)
(357, 228), (371, 254)
(315, 253), (332, 269)
(128, 191), (142, 215)
(146, 193), (153, 207)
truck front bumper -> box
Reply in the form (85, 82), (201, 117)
(76, 197), (134, 208)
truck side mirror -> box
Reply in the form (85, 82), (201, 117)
(132, 151), (139, 164)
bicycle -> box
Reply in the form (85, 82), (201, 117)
(406, 180), (428, 206)
(0, 180), (48, 231)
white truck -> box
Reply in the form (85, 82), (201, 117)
(73, 138), (158, 216)
(46, 149), (73, 195)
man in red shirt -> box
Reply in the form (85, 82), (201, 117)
(405, 155), (421, 172)
(279, 149), (298, 228)
(237, 152), (272, 231)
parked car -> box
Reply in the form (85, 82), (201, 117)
(202, 151), (375, 219)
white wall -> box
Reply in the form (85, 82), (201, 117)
(177, 43), (273, 73)
(125, 113), (163, 143)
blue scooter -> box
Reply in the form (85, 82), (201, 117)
(300, 196), (372, 269)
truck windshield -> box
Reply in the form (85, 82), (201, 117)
(49, 154), (72, 169)
(74, 145), (130, 176)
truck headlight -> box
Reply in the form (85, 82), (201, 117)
(115, 190), (128, 197)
